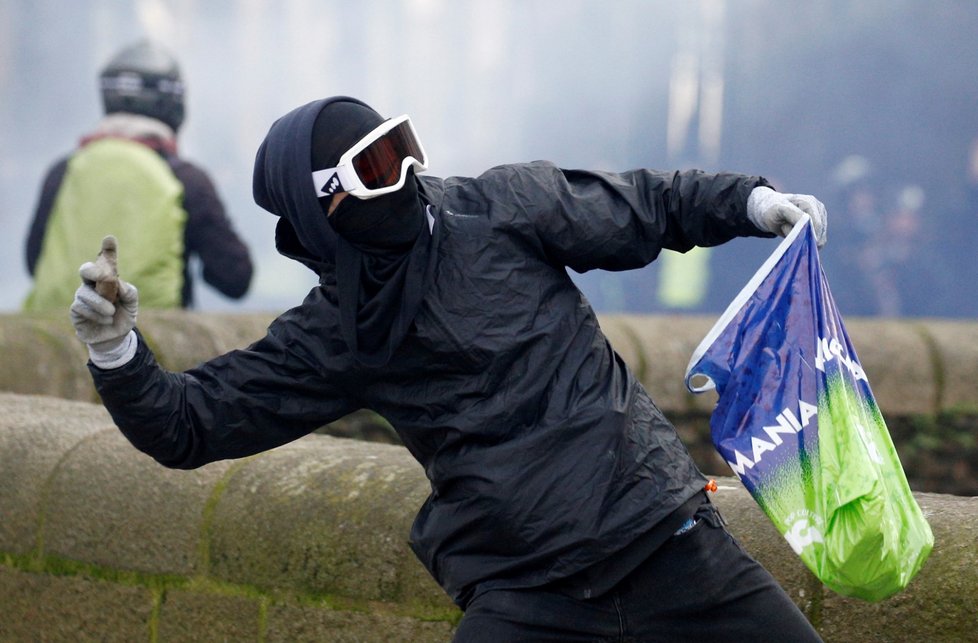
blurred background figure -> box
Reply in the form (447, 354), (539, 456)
(23, 39), (252, 311)
(941, 135), (978, 318)
(874, 184), (925, 317)
(824, 156), (938, 318)
(822, 155), (881, 315)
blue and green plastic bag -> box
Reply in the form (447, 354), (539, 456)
(684, 216), (932, 601)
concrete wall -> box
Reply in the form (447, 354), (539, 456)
(0, 393), (456, 642)
(1, 392), (976, 641)
(3, 311), (977, 417)
(597, 313), (978, 417)
(5, 310), (977, 493)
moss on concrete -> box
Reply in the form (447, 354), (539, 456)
(197, 457), (253, 576)
(0, 550), (460, 630)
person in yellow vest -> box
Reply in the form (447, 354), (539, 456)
(24, 39), (253, 311)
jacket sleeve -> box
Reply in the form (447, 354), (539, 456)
(495, 161), (774, 273)
(90, 315), (358, 469)
(171, 160), (254, 299)
(25, 158), (69, 274)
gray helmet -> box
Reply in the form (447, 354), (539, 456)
(99, 40), (185, 132)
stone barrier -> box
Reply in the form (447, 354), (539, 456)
(4, 310), (976, 494)
(1, 392), (975, 641)
(3, 311), (976, 415)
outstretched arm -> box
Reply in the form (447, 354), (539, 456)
(90, 322), (357, 469)
(71, 237), (355, 469)
(495, 162), (783, 273)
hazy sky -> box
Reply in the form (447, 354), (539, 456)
(3, 0), (976, 317)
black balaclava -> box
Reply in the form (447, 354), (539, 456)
(309, 99), (437, 367)
(311, 100), (424, 251)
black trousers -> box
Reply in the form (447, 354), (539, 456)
(453, 505), (823, 642)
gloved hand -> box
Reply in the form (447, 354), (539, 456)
(747, 186), (828, 247)
(69, 236), (139, 369)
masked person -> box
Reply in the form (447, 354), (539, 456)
(25, 39), (253, 311)
(71, 96), (827, 641)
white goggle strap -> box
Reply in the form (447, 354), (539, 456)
(311, 165), (360, 199)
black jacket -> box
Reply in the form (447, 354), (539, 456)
(91, 100), (773, 607)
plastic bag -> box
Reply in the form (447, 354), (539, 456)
(684, 216), (933, 601)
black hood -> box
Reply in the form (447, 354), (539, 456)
(253, 97), (352, 274)
(252, 97), (441, 367)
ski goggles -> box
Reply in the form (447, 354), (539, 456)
(311, 114), (428, 200)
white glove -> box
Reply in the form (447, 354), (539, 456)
(69, 241), (139, 369)
(747, 186), (828, 247)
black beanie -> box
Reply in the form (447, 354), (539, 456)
(311, 99), (384, 165)
(311, 100), (384, 196)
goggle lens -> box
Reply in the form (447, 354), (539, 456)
(351, 120), (426, 191)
